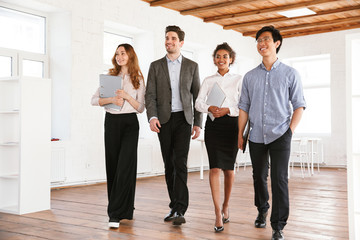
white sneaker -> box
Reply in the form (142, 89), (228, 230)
(108, 221), (119, 228)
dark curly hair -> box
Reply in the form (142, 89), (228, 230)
(212, 42), (236, 66)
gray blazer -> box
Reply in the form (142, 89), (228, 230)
(145, 56), (202, 127)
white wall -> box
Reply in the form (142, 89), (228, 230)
(2, 0), (357, 186)
(1, 0), (255, 185)
(279, 28), (360, 167)
(346, 33), (360, 240)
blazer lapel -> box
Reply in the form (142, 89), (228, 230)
(160, 57), (171, 87)
(179, 56), (187, 88)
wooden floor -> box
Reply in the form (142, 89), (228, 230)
(0, 167), (348, 240)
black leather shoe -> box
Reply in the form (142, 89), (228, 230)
(214, 225), (224, 232)
(254, 211), (268, 228)
(272, 230), (284, 240)
(172, 212), (186, 225)
(164, 209), (176, 221)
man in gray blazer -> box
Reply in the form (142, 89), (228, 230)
(145, 25), (202, 226)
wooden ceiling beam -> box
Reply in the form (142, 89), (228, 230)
(241, 22), (360, 38)
(224, 6), (360, 30)
(242, 17), (360, 36)
(277, 16), (360, 31)
(150, 0), (183, 7)
(204, 0), (338, 22)
(180, 0), (257, 15)
(282, 23), (360, 38)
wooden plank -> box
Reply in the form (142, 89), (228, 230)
(223, 6), (360, 29)
(204, 0), (339, 23)
(0, 168), (349, 239)
(281, 23), (360, 38)
(275, 16), (360, 31)
(242, 16), (360, 36)
(180, 0), (256, 15)
(149, 0), (184, 7)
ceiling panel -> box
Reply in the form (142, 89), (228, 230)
(142, 0), (360, 38)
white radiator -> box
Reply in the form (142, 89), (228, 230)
(51, 147), (66, 183)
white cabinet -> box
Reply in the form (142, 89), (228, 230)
(0, 76), (51, 214)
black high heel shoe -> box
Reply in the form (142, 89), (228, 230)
(214, 215), (224, 232)
(214, 225), (224, 232)
(222, 210), (230, 223)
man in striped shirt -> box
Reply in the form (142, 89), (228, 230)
(238, 26), (306, 240)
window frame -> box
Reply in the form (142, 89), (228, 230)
(103, 31), (134, 73)
(0, 4), (48, 78)
(283, 54), (331, 136)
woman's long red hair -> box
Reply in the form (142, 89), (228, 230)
(108, 43), (144, 89)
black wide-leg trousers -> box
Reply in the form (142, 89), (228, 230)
(249, 127), (292, 230)
(157, 111), (191, 215)
(104, 112), (139, 221)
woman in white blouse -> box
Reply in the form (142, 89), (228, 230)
(195, 42), (242, 232)
(91, 44), (145, 229)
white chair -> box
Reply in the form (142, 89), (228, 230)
(308, 138), (323, 174)
(290, 137), (311, 178)
(235, 147), (250, 172)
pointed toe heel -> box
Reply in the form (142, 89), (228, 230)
(214, 225), (224, 232)
(222, 210), (230, 223)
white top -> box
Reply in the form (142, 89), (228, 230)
(91, 74), (145, 114)
(195, 72), (242, 117)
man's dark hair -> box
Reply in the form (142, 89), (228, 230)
(165, 25), (185, 41)
(212, 42), (236, 66)
(256, 26), (283, 53)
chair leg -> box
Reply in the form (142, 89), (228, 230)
(243, 157), (247, 171)
(288, 159), (291, 179)
(308, 155), (312, 176)
(300, 157), (305, 178)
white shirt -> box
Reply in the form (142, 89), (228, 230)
(195, 71), (242, 117)
(91, 74), (145, 114)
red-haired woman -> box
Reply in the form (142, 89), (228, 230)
(91, 43), (145, 228)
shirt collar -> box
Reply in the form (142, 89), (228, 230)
(260, 58), (280, 71)
(215, 70), (232, 77)
(166, 54), (183, 64)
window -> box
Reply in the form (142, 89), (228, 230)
(0, 7), (45, 54)
(0, 56), (12, 77)
(103, 32), (133, 69)
(0, 6), (47, 78)
(283, 54), (331, 134)
(22, 59), (43, 78)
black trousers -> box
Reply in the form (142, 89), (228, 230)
(104, 112), (139, 221)
(249, 127), (292, 230)
(157, 111), (191, 215)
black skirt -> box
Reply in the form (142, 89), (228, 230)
(205, 115), (238, 170)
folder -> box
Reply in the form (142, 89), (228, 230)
(206, 82), (226, 121)
(99, 74), (122, 110)
(242, 120), (250, 153)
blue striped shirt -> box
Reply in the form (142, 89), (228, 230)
(166, 55), (183, 112)
(238, 59), (306, 144)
